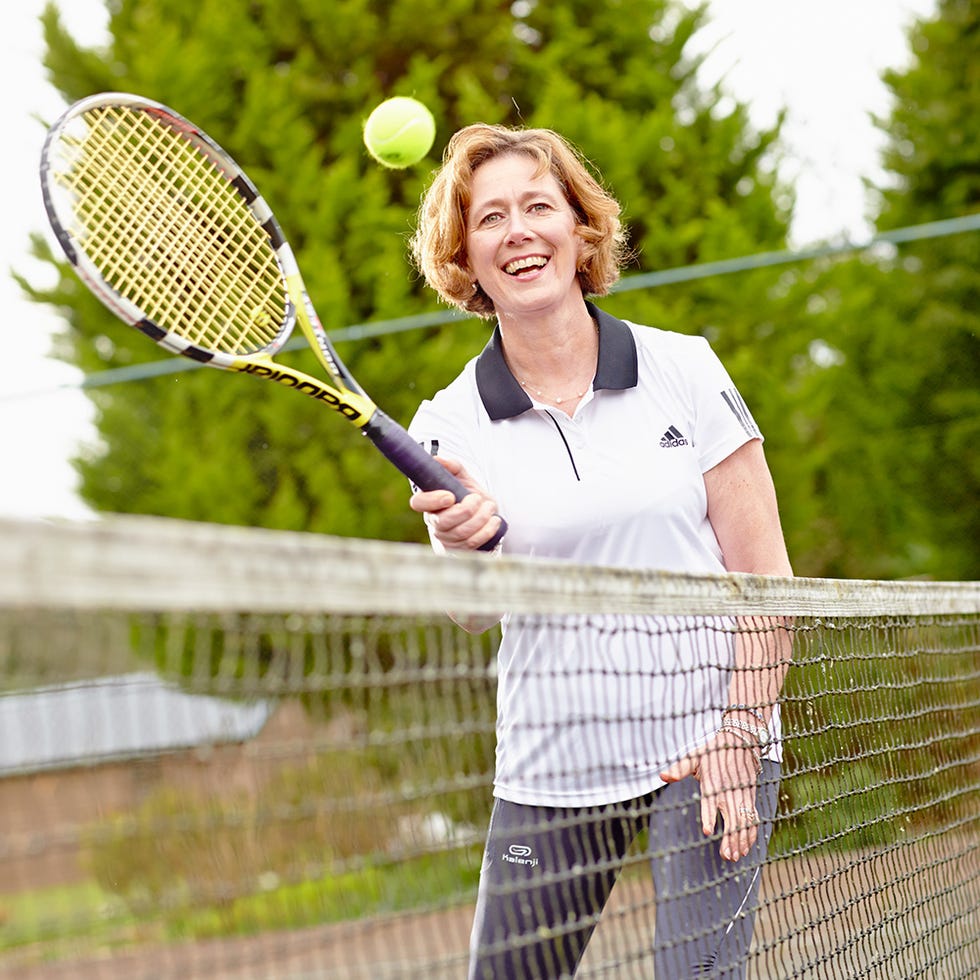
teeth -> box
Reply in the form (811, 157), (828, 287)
(504, 256), (548, 275)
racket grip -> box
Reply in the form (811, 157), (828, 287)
(362, 410), (508, 552)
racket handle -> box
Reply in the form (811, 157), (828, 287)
(362, 411), (508, 552)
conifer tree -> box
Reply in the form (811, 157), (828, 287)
(28, 0), (791, 543)
(782, 0), (979, 579)
(874, 0), (979, 578)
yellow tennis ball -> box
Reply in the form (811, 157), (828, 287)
(363, 97), (436, 169)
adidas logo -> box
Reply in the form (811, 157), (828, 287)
(660, 425), (689, 448)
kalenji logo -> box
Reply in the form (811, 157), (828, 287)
(502, 844), (539, 867)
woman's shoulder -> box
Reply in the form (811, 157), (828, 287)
(623, 320), (714, 364)
(410, 357), (482, 428)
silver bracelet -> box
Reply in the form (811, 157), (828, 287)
(724, 704), (767, 724)
(718, 725), (756, 748)
(720, 716), (770, 749)
(718, 726), (763, 774)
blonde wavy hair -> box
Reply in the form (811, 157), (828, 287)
(411, 124), (627, 318)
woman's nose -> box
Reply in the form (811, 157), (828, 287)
(505, 211), (533, 243)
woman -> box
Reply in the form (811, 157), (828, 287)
(407, 124), (793, 979)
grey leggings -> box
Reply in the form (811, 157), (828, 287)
(468, 762), (779, 979)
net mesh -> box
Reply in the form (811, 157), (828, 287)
(49, 104), (286, 352)
(1, 516), (978, 979)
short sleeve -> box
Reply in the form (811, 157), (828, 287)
(688, 337), (763, 473)
(407, 379), (491, 552)
(407, 375), (489, 492)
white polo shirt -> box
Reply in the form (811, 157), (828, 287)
(409, 304), (778, 807)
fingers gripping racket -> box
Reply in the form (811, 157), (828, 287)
(41, 93), (505, 551)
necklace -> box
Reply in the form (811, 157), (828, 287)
(516, 376), (592, 405)
(511, 317), (599, 405)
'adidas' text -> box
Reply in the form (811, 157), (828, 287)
(660, 425), (689, 448)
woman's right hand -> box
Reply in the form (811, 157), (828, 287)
(409, 455), (503, 553)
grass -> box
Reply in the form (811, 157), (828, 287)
(0, 879), (147, 958)
(0, 847), (481, 959)
(165, 848), (481, 940)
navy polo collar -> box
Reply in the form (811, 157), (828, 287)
(475, 302), (639, 421)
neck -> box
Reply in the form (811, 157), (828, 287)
(499, 302), (599, 408)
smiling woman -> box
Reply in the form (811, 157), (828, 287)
(463, 154), (598, 404)
(411, 124), (626, 320)
(405, 123), (794, 979)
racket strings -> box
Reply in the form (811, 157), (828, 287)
(52, 105), (287, 355)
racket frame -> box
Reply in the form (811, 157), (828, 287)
(41, 92), (376, 426)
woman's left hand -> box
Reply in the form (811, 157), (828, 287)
(660, 733), (761, 862)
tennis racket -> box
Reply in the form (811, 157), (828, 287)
(40, 92), (506, 551)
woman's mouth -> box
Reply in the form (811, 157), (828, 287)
(503, 256), (549, 276)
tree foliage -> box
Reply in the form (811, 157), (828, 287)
(30, 0), (797, 547)
(765, 0), (979, 580)
(27, 0), (979, 579)
(872, 0), (980, 579)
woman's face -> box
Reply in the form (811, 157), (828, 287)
(464, 152), (584, 320)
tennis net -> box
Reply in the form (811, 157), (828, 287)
(1, 515), (978, 979)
